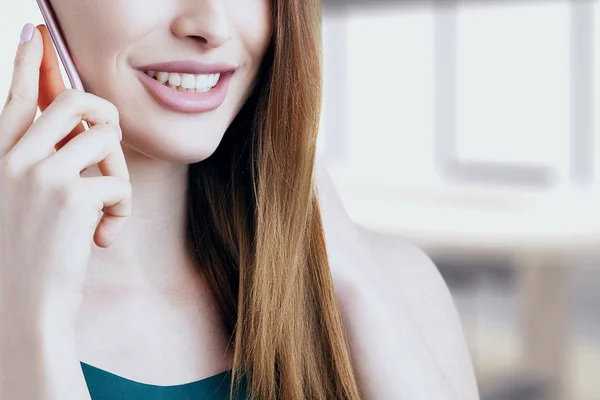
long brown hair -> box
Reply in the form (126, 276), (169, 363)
(186, 1), (361, 398)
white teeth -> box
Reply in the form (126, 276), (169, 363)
(168, 73), (181, 87)
(195, 73), (220, 91)
(195, 74), (210, 90)
(156, 71), (169, 83)
(145, 70), (221, 92)
(181, 74), (196, 89)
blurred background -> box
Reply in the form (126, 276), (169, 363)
(318, 1), (599, 400)
(1, 0), (598, 399)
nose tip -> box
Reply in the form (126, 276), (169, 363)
(171, 3), (232, 50)
(188, 30), (232, 49)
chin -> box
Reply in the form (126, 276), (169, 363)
(119, 116), (231, 165)
(93, 78), (244, 165)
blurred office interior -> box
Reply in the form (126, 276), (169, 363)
(318, 0), (599, 399)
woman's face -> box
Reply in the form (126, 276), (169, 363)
(50, 0), (272, 163)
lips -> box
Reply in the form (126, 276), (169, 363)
(136, 60), (236, 75)
(133, 60), (236, 113)
(136, 70), (233, 113)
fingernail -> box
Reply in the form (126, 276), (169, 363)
(19, 23), (34, 45)
(118, 127), (123, 141)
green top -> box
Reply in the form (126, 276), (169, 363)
(81, 361), (247, 400)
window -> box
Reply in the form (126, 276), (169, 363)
(320, 0), (597, 189)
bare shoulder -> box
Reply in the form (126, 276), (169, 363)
(313, 158), (479, 398)
(356, 225), (480, 400)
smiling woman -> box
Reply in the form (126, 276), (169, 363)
(0, 1), (478, 400)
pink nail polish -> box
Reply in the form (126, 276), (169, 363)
(19, 23), (34, 44)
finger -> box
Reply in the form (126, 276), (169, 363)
(77, 176), (132, 248)
(0, 24), (43, 157)
(37, 24), (85, 150)
(8, 90), (121, 172)
(43, 123), (128, 183)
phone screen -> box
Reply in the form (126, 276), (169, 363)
(35, 0), (84, 92)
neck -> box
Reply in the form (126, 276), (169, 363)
(83, 142), (198, 294)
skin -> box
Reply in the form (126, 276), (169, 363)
(48, 0), (272, 384)
(1, 0), (271, 393)
(0, 0), (480, 398)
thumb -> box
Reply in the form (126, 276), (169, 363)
(5, 24), (43, 110)
(0, 23), (43, 156)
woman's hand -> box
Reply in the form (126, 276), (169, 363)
(0, 24), (131, 338)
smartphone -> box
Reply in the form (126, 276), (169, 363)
(35, 0), (84, 92)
